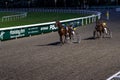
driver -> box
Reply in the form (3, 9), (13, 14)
(102, 22), (108, 34)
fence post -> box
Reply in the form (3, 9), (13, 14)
(82, 19), (84, 26)
(86, 18), (87, 25)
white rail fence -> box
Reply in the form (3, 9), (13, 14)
(1, 12), (27, 22)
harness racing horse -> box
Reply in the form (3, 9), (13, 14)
(55, 21), (69, 44)
(93, 20), (112, 39)
(93, 20), (104, 39)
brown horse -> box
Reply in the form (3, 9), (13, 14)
(93, 20), (112, 38)
(55, 20), (68, 44)
(55, 21), (73, 44)
(93, 20), (104, 38)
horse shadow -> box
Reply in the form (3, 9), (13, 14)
(36, 41), (61, 46)
(36, 40), (80, 47)
(83, 36), (95, 40)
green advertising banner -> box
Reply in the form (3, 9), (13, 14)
(0, 28), (26, 40)
(0, 23), (58, 41)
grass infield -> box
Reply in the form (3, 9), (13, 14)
(0, 12), (88, 28)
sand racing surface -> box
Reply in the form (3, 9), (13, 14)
(0, 9), (120, 80)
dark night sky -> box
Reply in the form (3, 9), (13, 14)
(0, 0), (119, 8)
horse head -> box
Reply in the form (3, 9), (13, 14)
(55, 20), (63, 29)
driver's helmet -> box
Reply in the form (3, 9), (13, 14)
(73, 28), (77, 30)
(103, 22), (107, 26)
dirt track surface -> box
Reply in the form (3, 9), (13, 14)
(0, 10), (120, 80)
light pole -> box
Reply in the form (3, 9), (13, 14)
(31, 0), (34, 7)
(64, 0), (66, 8)
(78, 0), (80, 9)
(28, 0), (31, 8)
(116, 0), (118, 6)
(55, 0), (57, 8)
(28, 0), (31, 11)
(83, 0), (86, 9)
(5, 1), (8, 9)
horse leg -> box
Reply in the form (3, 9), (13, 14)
(99, 31), (102, 38)
(101, 30), (105, 38)
(97, 31), (100, 38)
(102, 30), (105, 38)
(68, 34), (73, 43)
(93, 30), (96, 39)
(64, 35), (67, 43)
(69, 34), (72, 40)
(60, 36), (64, 44)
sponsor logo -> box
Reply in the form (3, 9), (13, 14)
(0, 31), (5, 40)
(28, 27), (39, 34)
(10, 29), (25, 35)
(10, 29), (25, 38)
(50, 25), (57, 30)
(28, 27), (39, 30)
(41, 27), (48, 31)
